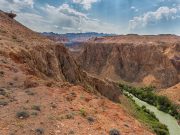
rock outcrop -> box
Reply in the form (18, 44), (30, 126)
(75, 36), (180, 88)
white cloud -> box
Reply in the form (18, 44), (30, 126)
(15, 3), (122, 33)
(0, 0), (35, 12)
(72, 0), (100, 10)
(38, 4), (120, 33)
(0, 0), (123, 33)
(129, 6), (180, 30)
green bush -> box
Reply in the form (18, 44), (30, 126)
(16, 111), (29, 119)
(0, 100), (8, 106)
(35, 128), (44, 134)
(154, 128), (169, 135)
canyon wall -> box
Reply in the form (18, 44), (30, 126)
(76, 40), (180, 88)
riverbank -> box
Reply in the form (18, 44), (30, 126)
(120, 94), (169, 135)
(119, 84), (180, 135)
(119, 84), (180, 120)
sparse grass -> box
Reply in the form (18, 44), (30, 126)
(56, 112), (75, 121)
(0, 29), (7, 33)
(31, 105), (41, 111)
(12, 35), (17, 40)
(85, 84), (94, 93)
(25, 90), (35, 96)
(65, 113), (74, 119)
(14, 122), (24, 128)
(16, 111), (29, 119)
(48, 115), (55, 120)
(31, 112), (38, 116)
(79, 108), (87, 117)
(68, 130), (75, 134)
(80, 95), (84, 100)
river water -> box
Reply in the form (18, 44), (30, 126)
(125, 92), (180, 135)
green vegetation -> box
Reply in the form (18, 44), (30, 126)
(16, 111), (29, 119)
(79, 108), (87, 117)
(87, 116), (95, 123)
(120, 95), (169, 135)
(109, 129), (120, 135)
(35, 128), (44, 135)
(0, 88), (9, 97)
(119, 83), (180, 120)
(0, 100), (8, 106)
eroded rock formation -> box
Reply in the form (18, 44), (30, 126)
(75, 36), (180, 88)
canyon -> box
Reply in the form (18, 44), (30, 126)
(0, 10), (180, 135)
(0, 11), (154, 135)
(70, 35), (180, 104)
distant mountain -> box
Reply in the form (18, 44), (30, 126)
(42, 32), (115, 43)
(42, 32), (69, 43)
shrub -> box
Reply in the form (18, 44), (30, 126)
(154, 128), (169, 135)
(141, 105), (146, 110)
(65, 113), (74, 119)
(0, 100), (8, 106)
(0, 71), (4, 77)
(109, 129), (120, 135)
(87, 116), (95, 123)
(0, 88), (7, 96)
(79, 108), (87, 117)
(16, 111), (29, 119)
(35, 128), (44, 135)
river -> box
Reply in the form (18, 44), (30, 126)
(125, 92), (180, 135)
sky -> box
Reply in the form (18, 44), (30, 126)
(0, 0), (180, 35)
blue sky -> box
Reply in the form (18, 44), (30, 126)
(0, 0), (180, 35)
